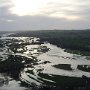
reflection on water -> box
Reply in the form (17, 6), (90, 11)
(0, 73), (9, 87)
(0, 35), (90, 89)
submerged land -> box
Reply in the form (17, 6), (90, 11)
(0, 30), (90, 90)
(11, 30), (90, 55)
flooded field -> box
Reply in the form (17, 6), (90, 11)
(0, 34), (90, 90)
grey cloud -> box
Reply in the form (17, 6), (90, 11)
(0, 15), (66, 30)
(0, 0), (90, 31)
(0, 15), (90, 31)
(0, 0), (12, 7)
(42, 0), (90, 19)
(0, 6), (19, 21)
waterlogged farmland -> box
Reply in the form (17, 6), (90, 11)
(0, 31), (90, 90)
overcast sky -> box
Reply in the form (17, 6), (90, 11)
(0, 0), (90, 31)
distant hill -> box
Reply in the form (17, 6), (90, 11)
(10, 29), (90, 38)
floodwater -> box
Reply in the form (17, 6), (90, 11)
(0, 34), (90, 90)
